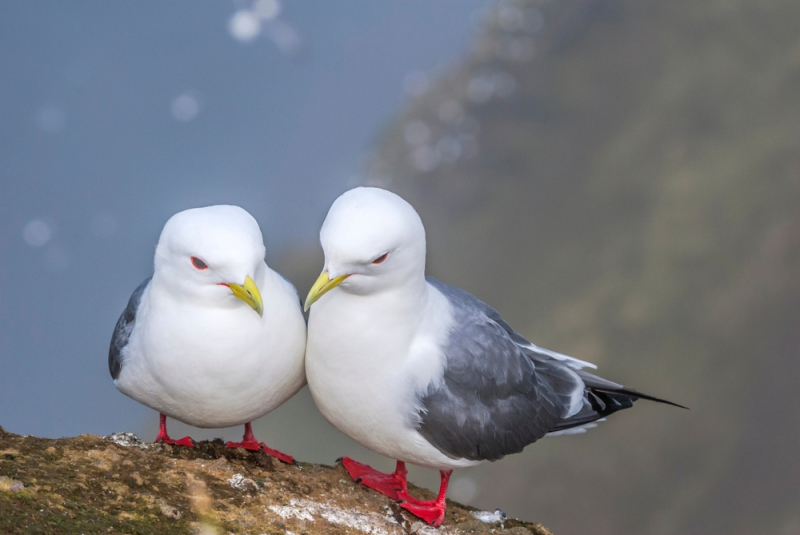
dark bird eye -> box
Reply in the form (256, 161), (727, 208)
(372, 253), (388, 265)
(191, 256), (208, 270)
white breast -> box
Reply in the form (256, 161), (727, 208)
(116, 269), (306, 428)
(305, 282), (481, 470)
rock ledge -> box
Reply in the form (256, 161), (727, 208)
(0, 425), (552, 534)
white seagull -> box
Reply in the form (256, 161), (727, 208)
(109, 205), (306, 463)
(304, 187), (684, 525)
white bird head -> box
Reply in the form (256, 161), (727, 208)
(154, 205), (267, 316)
(305, 187), (426, 310)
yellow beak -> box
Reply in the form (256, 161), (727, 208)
(225, 275), (264, 317)
(304, 271), (349, 311)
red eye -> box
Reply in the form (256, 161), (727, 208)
(191, 256), (208, 270)
(372, 253), (388, 265)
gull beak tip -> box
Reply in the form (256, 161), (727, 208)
(226, 275), (264, 317)
(305, 271), (349, 311)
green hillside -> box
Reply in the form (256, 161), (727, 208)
(360, 1), (800, 533)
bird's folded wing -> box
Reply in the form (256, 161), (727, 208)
(109, 277), (151, 380)
(417, 278), (586, 462)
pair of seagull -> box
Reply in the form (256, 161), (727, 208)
(110, 187), (682, 526)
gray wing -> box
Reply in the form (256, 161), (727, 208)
(108, 277), (151, 380)
(418, 277), (638, 462)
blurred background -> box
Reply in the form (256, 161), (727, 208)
(1, 1), (799, 534)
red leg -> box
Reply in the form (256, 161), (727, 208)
(225, 422), (295, 464)
(341, 457), (409, 501)
(398, 469), (452, 527)
(226, 422), (261, 451)
(154, 414), (195, 447)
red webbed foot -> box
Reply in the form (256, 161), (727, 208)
(398, 499), (447, 527)
(226, 423), (261, 451)
(341, 457), (408, 501)
(225, 423), (295, 464)
(225, 438), (261, 451)
(157, 435), (196, 447)
(225, 440), (294, 463)
(154, 414), (195, 447)
(396, 469), (452, 527)
(261, 444), (295, 465)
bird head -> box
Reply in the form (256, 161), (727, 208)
(305, 187), (427, 311)
(154, 205), (266, 316)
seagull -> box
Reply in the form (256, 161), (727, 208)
(109, 205), (306, 463)
(304, 187), (684, 526)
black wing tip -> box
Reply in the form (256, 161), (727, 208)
(631, 391), (689, 410)
(644, 396), (690, 410)
(599, 388), (689, 410)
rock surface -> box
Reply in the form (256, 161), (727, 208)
(0, 425), (552, 534)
